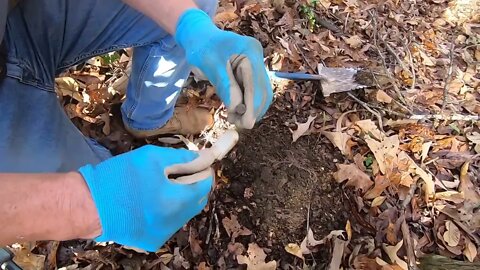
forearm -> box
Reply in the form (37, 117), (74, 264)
(122, 0), (198, 34)
(0, 172), (101, 245)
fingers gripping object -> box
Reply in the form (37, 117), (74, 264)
(165, 130), (239, 184)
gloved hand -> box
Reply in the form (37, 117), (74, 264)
(175, 9), (273, 129)
(78, 145), (213, 252)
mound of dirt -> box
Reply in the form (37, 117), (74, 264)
(221, 106), (348, 264)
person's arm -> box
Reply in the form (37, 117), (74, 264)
(122, 0), (198, 34)
(122, 0), (273, 130)
(0, 173), (101, 245)
(0, 145), (213, 252)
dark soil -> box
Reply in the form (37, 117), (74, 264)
(215, 104), (348, 267)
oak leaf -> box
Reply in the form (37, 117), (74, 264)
(237, 243), (277, 270)
(222, 215), (252, 241)
(334, 163), (373, 192)
(291, 115), (316, 142)
(376, 90), (393, 104)
(365, 135), (399, 174)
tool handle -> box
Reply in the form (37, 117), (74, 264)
(267, 71), (326, 81)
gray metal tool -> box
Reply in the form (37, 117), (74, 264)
(268, 64), (370, 96)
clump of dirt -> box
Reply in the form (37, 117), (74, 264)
(221, 105), (348, 263)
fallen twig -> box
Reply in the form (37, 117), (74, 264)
(441, 39), (455, 112)
(401, 216), (420, 270)
(368, 10), (408, 107)
(404, 41), (416, 93)
(205, 199), (217, 245)
(382, 38), (410, 75)
(347, 92), (385, 132)
(409, 114), (480, 121)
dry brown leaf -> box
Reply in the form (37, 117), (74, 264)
(285, 243), (304, 260)
(365, 135), (399, 174)
(300, 229), (344, 255)
(328, 236), (348, 270)
(421, 141), (433, 163)
(228, 242), (246, 256)
(376, 90), (393, 104)
(418, 49), (436, 66)
(300, 229), (324, 254)
(382, 240), (408, 270)
(444, 220), (461, 247)
(356, 119), (383, 140)
(173, 247), (190, 269)
(10, 243), (46, 270)
(435, 191), (464, 203)
(214, 11), (239, 24)
(189, 226), (203, 258)
(222, 215), (252, 241)
(319, 0), (331, 9)
(353, 255), (383, 270)
(291, 115), (317, 142)
(459, 162), (480, 205)
(334, 163), (374, 192)
(344, 35), (364, 49)
(466, 132), (480, 154)
(55, 77), (83, 102)
(237, 243), (277, 270)
(371, 196), (386, 207)
(322, 130), (352, 156)
(386, 222), (397, 245)
(375, 257), (405, 270)
(464, 238), (478, 262)
(198, 262), (210, 270)
(397, 151), (435, 200)
(365, 175), (391, 199)
(346, 220), (353, 241)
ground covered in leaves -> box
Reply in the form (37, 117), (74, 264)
(7, 0), (480, 269)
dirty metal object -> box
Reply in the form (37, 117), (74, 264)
(0, 247), (22, 270)
(165, 130), (239, 184)
(268, 64), (372, 97)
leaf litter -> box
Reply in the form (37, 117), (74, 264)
(10, 0), (480, 269)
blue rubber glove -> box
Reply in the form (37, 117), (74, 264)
(175, 9), (273, 129)
(78, 145), (213, 252)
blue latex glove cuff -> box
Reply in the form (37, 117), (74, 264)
(79, 146), (213, 252)
(175, 9), (218, 53)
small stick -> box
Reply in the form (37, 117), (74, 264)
(441, 39), (455, 112)
(405, 42), (416, 92)
(368, 10), (408, 107)
(409, 114), (479, 121)
(205, 200), (217, 245)
(382, 39), (410, 75)
(401, 216), (420, 270)
(347, 92), (385, 132)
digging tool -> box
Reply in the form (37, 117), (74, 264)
(268, 64), (371, 96)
